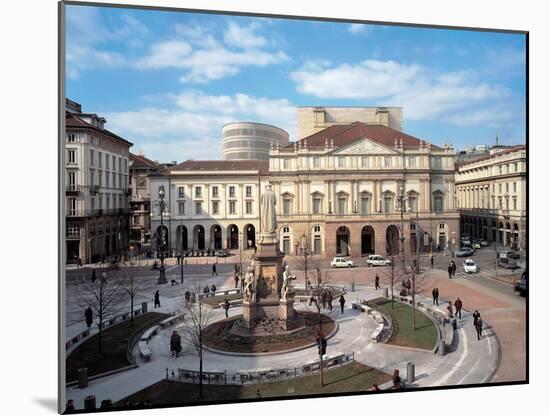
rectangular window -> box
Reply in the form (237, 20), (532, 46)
(118, 194), (122, 209)
(67, 149), (76, 164)
(513, 198), (517, 210)
(90, 197), (95, 211)
(499, 183), (502, 193)
(499, 165), (503, 174)
(212, 201), (219, 215)
(246, 201), (253, 214)
(106, 194), (110, 209)
(361, 157), (369, 168)
(67, 198), (76, 215)
(98, 152), (103, 168)
(124, 159), (128, 173)
(409, 197), (417, 212)
(118, 157), (122, 172)
(283, 199), (291, 215)
(384, 197), (393, 213)
(384, 157), (392, 168)
(246, 186), (252, 198)
(492, 184), (495, 193)
(99, 194), (103, 208)
(212, 186), (218, 198)
(312, 198), (321, 214)
(195, 202), (202, 215)
(229, 186), (235, 198)
(434, 197), (443, 212)
(505, 183), (509, 193)
(67, 132), (77, 143)
(313, 157), (320, 168)
(178, 202), (186, 216)
(105, 173), (110, 187)
(408, 156), (416, 168)
(338, 198), (346, 215)
(498, 197), (503, 209)
(90, 149), (95, 166)
(338, 157), (345, 168)
(195, 187), (202, 198)
(178, 186), (185, 198)
(283, 238), (290, 255)
(506, 198), (509, 210)
(105, 155), (110, 170)
(112, 172), (116, 188)
(98, 171), (102, 187)
(314, 237), (321, 255)
(67, 171), (76, 188)
(119, 174), (122, 189)
(283, 159), (290, 169)
(229, 201), (236, 214)
(513, 182), (517, 193)
(361, 198), (369, 215)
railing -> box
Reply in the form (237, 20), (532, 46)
(65, 185), (83, 193)
(166, 352), (355, 385)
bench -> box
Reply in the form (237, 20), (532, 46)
(138, 341), (152, 361)
(159, 314), (185, 328)
(140, 325), (159, 342)
(217, 299), (243, 308)
(351, 302), (369, 312)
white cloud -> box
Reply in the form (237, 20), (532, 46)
(104, 91), (296, 161)
(224, 21), (266, 49)
(348, 24), (371, 34)
(290, 58), (515, 125)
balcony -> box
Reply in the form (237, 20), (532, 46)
(89, 185), (100, 194)
(65, 185), (82, 195)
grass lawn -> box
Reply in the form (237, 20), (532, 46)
(201, 292), (242, 307)
(117, 362), (390, 406)
(66, 312), (169, 382)
(371, 298), (438, 350)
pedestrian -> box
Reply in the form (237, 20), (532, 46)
(432, 287), (439, 306)
(77, 257), (82, 268)
(447, 263), (453, 279)
(454, 297), (463, 319)
(212, 263), (217, 276)
(430, 255), (434, 269)
(185, 290), (191, 303)
(472, 309), (481, 326)
(65, 399), (76, 413)
(446, 301), (454, 319)
(475, 317), (483, 340)
(224, 298), (230, 318)
(339, 294), (346, 314)
(405, 278), (412, 295)
(327, 290), (333, 311)
(234, 273), (239, 288)
(154, 290), (161, 308)
(451, 260), (457, 277)
(321, 290), (327, 309)
(392, 369), (402, 389)
(211, 284), (217, 293)
(85, 306), (93, 328)
(91, 269), (96, 283)
(170, 330), (182, 357)
(375, 274), (380, 290)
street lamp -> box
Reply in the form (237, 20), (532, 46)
(180, 216), (185, 284)
(157, 185), (167, 285)
(397, 182), (408, 271)
(300, 233), (309, 290)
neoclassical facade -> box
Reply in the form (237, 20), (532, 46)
(455, 145), (526, 250)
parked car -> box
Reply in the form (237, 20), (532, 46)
(463, 259), (478, 274)
(460, 240), (472, 248)
(514, 272), (527, 296)
(331, 257), (354, 268)
(503, 250), (521, 260)
(366, 255), (392, 267)
(498, 257), (521, 269)
(461, 233), (471, 240)
(479, 239), (489, 247)
(455, 248), (475, 257)
(216, 249), (230, 257)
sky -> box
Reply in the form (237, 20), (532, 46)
(66, 4), (526, 162)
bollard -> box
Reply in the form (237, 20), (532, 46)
(351, 282), (355, 292)
(438, 339), (446, 356)
(78, 367), (88, 389)
(141, 301), (148, 314)
(452, 318), (457, 330)
(383, 287), (388, 298)
(407, 362), (415, 383)
(84, 395), (96, 410)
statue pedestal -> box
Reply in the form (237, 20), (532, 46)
(279, 298), (300, 330)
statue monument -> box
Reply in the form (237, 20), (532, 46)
(240, 184), (302, 332)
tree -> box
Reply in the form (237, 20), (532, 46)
(178, 282), (212, 399)
(406, 256), (429, 329)
(296, 244), (313, 290)
(76, 268), (124, 354)
(121, 256), (146, 327)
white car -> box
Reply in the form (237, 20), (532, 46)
(463, 259), (478, 274)
(330, 257), (354, 268)
(367, 255), (392, 267)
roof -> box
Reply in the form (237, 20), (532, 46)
(456, 145), (526, 168)
(129, 153), (162, 170)
(150, 160), (269, 176)
(286, 122), (441, 150)
(66, 112), (133, 147)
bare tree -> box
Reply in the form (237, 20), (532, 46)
(121, 256), (146, 327)
(178, 282), (212, 400)
(76, 268), (124, 354)
(406, 257), (430, 329)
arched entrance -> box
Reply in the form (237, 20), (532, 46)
(386, 225), (399, 255)
(193, 225), (205, 250)
(211, 225), (222, 250)
(245, 224), (256, 249)
(336, 226), (350, 256)
(361, 226), (375, 256)
(176, 225), (188, 251)
(228, 224), (239, 250)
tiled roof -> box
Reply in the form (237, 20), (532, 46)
(129, 153), (162, 169)
(66, 112), (133, 146)
(287, 122), (441, 150)
(456, 145), (526, 168)
(150, 160), (269, 176)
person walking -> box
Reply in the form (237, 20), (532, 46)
(454, 297), (463, 319)
(430, 255), (434, 269)
(154, 290), (161, 308)
(211, 283), (217, 293)
(212, 263), (217, 276)
(327, 290), (334, 311)
(85, 306), (93, 328)
(474, 317), (483, 340)
(234, 273), (239, 289)
(392, 369), (403, 389)
(446, 301), (454, 319)
(375, 274), (380, 290)
(432, 287), (439, 305)
(224, 298), (230, 318)
(65, 400), (76, 413)
(91, 269), (97, 283)
(170, 330), (182, 357)
(321, 290), (327, 310)
(451, 260), (457, 277)
(472, 309), (481, 325)
(339, 294), (346, 314)
(447, 263), (453, 279)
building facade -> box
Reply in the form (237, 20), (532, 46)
(128, 153), (162, 248)
(149, 160), (267, 254)
(222, 122), (289, 160)
(297, 106), (403, 140)
(65, 99), (133, 263)
(455, 145), (527, 251)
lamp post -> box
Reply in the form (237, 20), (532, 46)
(398, 182), (408, 272)
(157, 185), (167, 285)
(300, 233), (309, 290)
(239, 230), (243, 283)
(180, 216), (185, 284)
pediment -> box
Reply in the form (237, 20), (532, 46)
(334, 137), (398, 155)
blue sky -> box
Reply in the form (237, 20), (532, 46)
(66, 4), (526, 162)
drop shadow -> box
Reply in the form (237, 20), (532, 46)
(34, 398), (58, 413)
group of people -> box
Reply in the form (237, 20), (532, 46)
(432, 287), (484, 340)
(308, 292), (346, 314)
